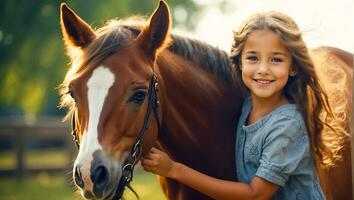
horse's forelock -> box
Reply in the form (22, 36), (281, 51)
(59, 18), (144, 114)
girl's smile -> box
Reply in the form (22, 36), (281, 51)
(253, 78), (275, 87)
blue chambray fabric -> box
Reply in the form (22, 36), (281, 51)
(235, 97), (325, 200)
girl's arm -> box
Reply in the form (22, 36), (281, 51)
(141, 147), (279, 200)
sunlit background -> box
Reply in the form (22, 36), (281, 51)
(0, 0), (352, 199)
(190, 0), (354, 53)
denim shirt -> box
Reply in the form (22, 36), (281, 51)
(235, 97), (325, 200)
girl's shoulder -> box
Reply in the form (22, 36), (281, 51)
(270, 104), (301, 121)
(265, 106), (308, 141)
(269, 104), (304, 127)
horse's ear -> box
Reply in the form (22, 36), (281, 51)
(136, 0), (172, 57)
(60, 3), (96, 48)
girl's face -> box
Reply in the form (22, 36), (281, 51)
(240, 29), (294, 102)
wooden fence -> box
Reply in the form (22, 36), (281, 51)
(0, 117), (77, 179)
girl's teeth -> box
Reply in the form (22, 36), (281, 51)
(256, 80), (272, 84)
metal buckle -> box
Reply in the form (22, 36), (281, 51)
(125, 141), (142, 167)
(122, 163), (134, 183)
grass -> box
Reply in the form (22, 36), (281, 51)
(0, 173), (80, 200)
(124, 171), (166, 200)
(0, 171), (165, 200)
(0, 149), (165, 200)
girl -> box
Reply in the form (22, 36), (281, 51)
(141, 11), (346, 199)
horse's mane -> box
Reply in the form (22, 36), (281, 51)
(169, 34), (232, 81)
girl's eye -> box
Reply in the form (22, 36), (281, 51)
(129, 90), (147, 104)
(246, 56), (258, 62)
(272, 57), (283, 63)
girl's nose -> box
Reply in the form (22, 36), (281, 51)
(256, 62), (269, 74)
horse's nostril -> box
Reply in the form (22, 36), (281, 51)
(74, 166), (84, 188)
(91, 165), (109, 190)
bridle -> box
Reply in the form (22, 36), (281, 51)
(70, 72), (161, 199)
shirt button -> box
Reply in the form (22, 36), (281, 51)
(296, 193), (304, 200)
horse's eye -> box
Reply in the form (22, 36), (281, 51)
(69, 90), (74, 99)
(129, 90), (147, 104)
(68, 87), (75, 101)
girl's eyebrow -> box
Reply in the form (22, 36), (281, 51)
(244, 50), (288, 56)
(273, 51), (288, 56)
(244, 50), (257, 54)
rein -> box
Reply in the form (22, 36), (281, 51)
(70, 72), (161, 199)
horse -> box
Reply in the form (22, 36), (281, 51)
(58, 1), (353, 199)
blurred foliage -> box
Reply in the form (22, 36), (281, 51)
(0, 149), (68, 169)
(0, 0), (200, 117)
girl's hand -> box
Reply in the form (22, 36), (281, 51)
(141, 147), (177, 178)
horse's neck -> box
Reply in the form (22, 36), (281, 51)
(155, 51), (243, 178)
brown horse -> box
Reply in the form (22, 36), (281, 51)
(59, 1), (352, 199)
(309, 47), (353, 200)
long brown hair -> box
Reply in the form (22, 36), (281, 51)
(230, 11), (348, 167)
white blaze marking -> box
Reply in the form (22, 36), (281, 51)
(75, 66), (115, 169)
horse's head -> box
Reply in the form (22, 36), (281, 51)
(59, 1), (171, 199)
